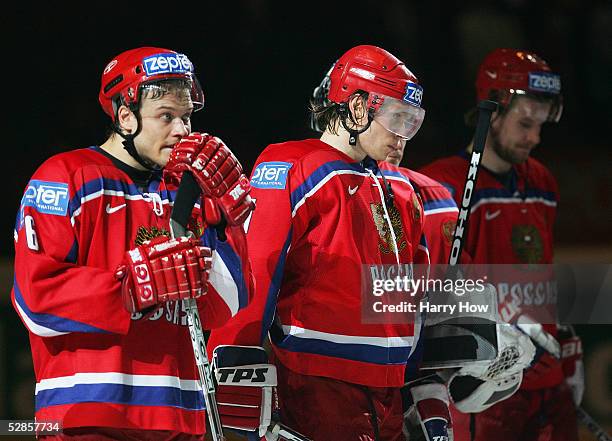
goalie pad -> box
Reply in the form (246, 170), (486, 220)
(212, 345), (277, 437)
(447, 370), (522, 413)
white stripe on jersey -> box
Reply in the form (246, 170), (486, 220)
(35, 372), (201, 394)
(70, 190), (176, 225)
(425, 206), (459, 215)
(14, 301), (69, 337)
(281, 324), (414, 348)
(291, 170), (369, 218)
(291, 170), (416, 218)
(470, 196), (556, 213)
(208, 250), (240, 317)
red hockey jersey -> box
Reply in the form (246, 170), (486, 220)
(395, 166), (459, 265)
(209, 139), (426, 387)
(419, 152), (562, 388)
(12, 147), (251, 433)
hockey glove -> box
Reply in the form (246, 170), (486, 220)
(558, 325), (584, 406)
(443, 323), (534, 413)
(212, 345), (277, 437)
(164, 133), (255, 226)
(114, 236), (212, 313)
(402, 379), (453, 441)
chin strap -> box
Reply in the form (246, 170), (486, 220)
(339, 103), (375, 146)
(112, 110), (160, 171)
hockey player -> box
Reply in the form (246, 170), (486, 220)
(419, 48), (584, 441)
(12, 47), (254, 440)
(304, 58), (459, 440)
(205, 44), (439, 441)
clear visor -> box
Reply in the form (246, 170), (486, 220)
(507, 92), (562, 124)
(373, 95), (425, 140)
(140, 76), (204, 112)
(505, 90), (563, 123)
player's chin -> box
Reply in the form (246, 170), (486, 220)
(386, 154), (402, 166)
(159, 148), (173, 166)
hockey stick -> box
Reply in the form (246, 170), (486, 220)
(420, 100), (498, 369)
(170, 171), (225, 441)
(171, 172), (311, 441)
(576, 406), (612, 441)
(448, 99), (498, 267)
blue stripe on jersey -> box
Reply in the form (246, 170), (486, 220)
(404, 316), (426, 381)
(270, 325), (411, 365)
(472, 187), (557, 205)
(419, 233), (428, 248)
(35, 383), (204, 412)
(423, 198), (457, 212)
(380, 169), (412, 186)
(289, 160), (364, 210)
(161, 188), (178, 203)
(15, 208), (24, 233)
(13, 278), (109, 335)
(201, 228), (249, 311)
(64, 240), (78, 264)
(261, 229), (293, 345)
(68, 178), (142, 216)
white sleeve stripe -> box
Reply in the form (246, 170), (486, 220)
(281, 324), (414, 348)
(208, 250), (239, 316)
(36, 372), (201, 394)
(14, 301), (68, 338)
(425, 207), (459, 215)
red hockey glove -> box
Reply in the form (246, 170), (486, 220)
(164, 133), (255, 226)
(114, 236), (212, 313)
(212, 345), (277, 437)
(521, 347), (562, 388)
(558, 326), (584, 405)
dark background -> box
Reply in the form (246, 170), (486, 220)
(2, 0), (611, 436)
(5, 0), (612, 255)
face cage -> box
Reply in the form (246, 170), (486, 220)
(371, 95), (425, 140)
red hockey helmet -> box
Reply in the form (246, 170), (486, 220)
(99, 47), (204, 121)
(476, 48), (563, 122)
(327, 45), (425, 140)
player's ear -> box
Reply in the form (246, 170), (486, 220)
(117, 105), (137, 134)
(348, 94), (367, 126)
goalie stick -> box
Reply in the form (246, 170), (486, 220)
(576, 406), (612, 441)
(170, 172), (311, 441)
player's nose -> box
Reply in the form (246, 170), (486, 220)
(527, 126), (541, 146)
(171, 118), (190, 138)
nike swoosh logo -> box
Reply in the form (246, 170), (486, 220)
(348, 185), (359, 195)
(485, 70), (497, 79)
(485, 209), (501, 221)
(106, 203), (127, 214)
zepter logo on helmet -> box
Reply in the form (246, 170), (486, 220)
(98, 47), (205, 121)
(326, 45), (425, 140)
(476, 48), (563, 123)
